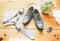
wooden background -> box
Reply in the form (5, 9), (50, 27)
(0, 0), (60, 41)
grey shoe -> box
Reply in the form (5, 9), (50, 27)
(22, 7), (33, 25)
(33, 9), (44, 30)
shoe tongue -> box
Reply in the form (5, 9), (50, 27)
(29, 7), (33, 10)
(34, 9), (39, 14)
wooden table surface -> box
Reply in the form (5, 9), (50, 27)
(0, 0), (60, 41)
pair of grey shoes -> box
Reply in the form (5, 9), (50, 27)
(22, 7), (44, 30)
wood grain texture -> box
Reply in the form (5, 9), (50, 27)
(0, 0), (60, 41)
